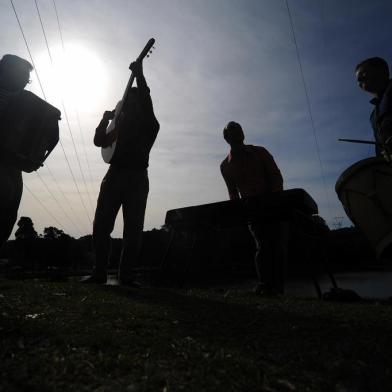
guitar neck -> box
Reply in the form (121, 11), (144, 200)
(118, 73), (136, 114)
(115, 38), (155, 115)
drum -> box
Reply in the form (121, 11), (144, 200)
(336, 157), (392, 259)
(0, 90), (60, 172)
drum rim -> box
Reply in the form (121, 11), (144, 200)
(335, 156), (385, 194)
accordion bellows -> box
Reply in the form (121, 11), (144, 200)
(0, 90), (61, 172)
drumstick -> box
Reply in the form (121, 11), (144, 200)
(338, 138), (378, 145)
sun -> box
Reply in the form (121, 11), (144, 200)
(31, 43), (108, 113)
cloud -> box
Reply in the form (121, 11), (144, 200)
(6, 0), (392, 238)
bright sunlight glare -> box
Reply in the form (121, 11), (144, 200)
(31, 43), (108, 113)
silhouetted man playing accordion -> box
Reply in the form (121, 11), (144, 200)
(0, 54), (60, 248)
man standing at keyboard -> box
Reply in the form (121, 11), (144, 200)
(220, 121), (284, 295)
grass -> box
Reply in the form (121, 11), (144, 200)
(1, 279), (392, 391)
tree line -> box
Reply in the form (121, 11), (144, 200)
(0, 216), (378, 281)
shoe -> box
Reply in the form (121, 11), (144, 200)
(253, 282), (280, 296)
(118, 277), (143, 287)
(253, 282), (265, 295)
(81, 274), (107, 284)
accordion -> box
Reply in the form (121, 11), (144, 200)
(0, 90), (60, 172)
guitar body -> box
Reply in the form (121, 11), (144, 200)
(101, 38), (155, 164)
(101, 100), (122, 163)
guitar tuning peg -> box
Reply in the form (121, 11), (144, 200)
(146, 54), (149, 58)
(152, 46), (155, 49)
(149, 50), (153, 54)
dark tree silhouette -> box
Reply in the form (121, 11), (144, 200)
(43, 226), (69, 240)
(15, 217), (38, 240)
(13, 216), (38, 270)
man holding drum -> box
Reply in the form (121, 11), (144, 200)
(356, 57), (392, 159)
(335, 57), (392, 260)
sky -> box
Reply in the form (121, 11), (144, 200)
(1, 0), (392, 238)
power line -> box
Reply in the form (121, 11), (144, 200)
(33, 0), (95, 217)
(52, 0), (65, 50)
(52, 0), (98, 204)
(9, 0), (47, 100)
(58, 138), (93, 223)
(24, 182), (65, 231)
(44, 164), (91, 233)
(35, 171), (83, 235)
(76, 111), (97, 198)
(10, 0), (92, 230)
(285, 0), (332, 219)
(34, 0), (53, 63)
(60, 104), (95, 214)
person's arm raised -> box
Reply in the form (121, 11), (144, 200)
(94, 110), (116, 147)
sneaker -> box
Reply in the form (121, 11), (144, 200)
(253, 282), (265, 295)
(253, 282), (281, 296)
(118, 277), (143, 287)
(81, 274), (107, 284)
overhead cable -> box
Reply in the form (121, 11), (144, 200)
(24, 182), (65, 231)
(52, 0), (98, 199)
(285, 0), (332, 219)
(10, 0), (92, 230)
(34, 0), (95, 217)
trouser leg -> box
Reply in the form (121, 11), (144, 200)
(272, 222), (289, 293)
(118, 172), (149, 281)
(92, 171), (122, 276)
(249, 222), (288, 293)
(0, 166), (23, 249)
(249, 224), (273, 287)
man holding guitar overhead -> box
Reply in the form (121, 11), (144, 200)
(84, 41), (159, 285)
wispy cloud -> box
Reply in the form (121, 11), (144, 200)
(4, 0), (392, 236)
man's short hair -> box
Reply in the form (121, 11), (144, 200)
(355, 57), (389, 77)
(223, 121), (243, 139)
(0, 54), (33, 74)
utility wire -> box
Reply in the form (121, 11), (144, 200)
(24, 182), (65, 231)
(44, 165), (90, 233)
(9, 0), (47, 100)
(34, 0), (95, 217)
(285, 0), (332, 219)
(76, 111), (97, 197)
(52, 0), (65, 49)
(52, 0), (98, 202)
(35, 171), (82, 235)
(57, 135), (93, 223)
(319, 0), (348, 224)
(10, 0), (92, 231)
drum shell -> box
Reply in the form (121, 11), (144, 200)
(336, 157), (392, 259)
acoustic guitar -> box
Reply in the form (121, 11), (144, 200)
(101, 38), (155, 163)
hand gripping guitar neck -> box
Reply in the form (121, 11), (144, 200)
(101, 38), (155, 164)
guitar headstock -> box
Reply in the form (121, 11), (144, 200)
(132, 38), (156, 67)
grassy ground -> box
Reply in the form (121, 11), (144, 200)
(1, 279), (392, 392)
